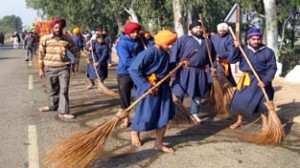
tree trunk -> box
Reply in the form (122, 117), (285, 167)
(172, 0), (184, 37)
(263, 0), (281, 76)
(279, 16), (290, 50)
(263, 0), (278, 59)
(114, 14), (123, 34)
(290, 15), (296, 49)
(124, 7), (139, 23)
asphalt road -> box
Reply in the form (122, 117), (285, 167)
(0, 44), (299, 168)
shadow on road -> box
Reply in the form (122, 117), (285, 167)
(0, 57), (19, 60)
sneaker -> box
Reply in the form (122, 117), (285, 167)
(58, 114), (75, 119)
(39, 106), (51, 112)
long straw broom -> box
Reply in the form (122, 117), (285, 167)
(228, 27), (285, 145)
(199, 15), (226, 115)
(43, 53), (196, 168)
(90, 40), (118, 96)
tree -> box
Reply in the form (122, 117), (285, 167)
(0, 15), (23, 34)
(263, 0), (279, 58)
(173, 0), (184, 36)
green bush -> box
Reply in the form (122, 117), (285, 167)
(279, 47), (300, 77)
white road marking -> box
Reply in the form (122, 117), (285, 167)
(28, 61), (32, 66)
(28, 125), (40, 168)
(28, 75), (33, 90)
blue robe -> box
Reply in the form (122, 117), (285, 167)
(229, 45), (277, 116)
(211, 33), (237, 86)
(129, 46), (175, 131)
(71, 35), (84, 50)
(146, 37), (155, 47)
(86, 41), (109, 80)
(170, 35), (215, 98)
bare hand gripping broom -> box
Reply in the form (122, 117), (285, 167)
(199, 15), (227, 115)
(228, 27), (285, 145)
(90, 40), (118, 96)
(43, 50), (198, 168)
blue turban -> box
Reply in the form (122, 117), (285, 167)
(247, 28), (262, 40)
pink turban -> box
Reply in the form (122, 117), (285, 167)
(50, 19), (66, 29)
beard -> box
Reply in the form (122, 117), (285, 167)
(191, 31), (203, 39)
(53, 31), (63, 37)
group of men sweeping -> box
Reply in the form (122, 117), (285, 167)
(38, 18), (277, 153)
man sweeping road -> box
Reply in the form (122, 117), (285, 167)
(128, 30), (178, 152)
(228, 28), (277, 130)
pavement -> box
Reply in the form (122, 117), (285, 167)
(30, 55), (300, 167)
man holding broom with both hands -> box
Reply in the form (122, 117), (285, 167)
(228, 28), (277, 131)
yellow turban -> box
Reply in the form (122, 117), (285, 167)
(154, 30), (177, 46)
(72, 27), (81, 35)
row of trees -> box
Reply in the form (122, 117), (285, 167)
(0, 15), (23, 34)
(26, 1), (299, 58)
(26, 0), (299, 46)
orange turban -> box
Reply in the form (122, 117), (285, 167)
(144, 32), (152, 39)
(124, 22), (141, 35)
(154, 30), (177, 46)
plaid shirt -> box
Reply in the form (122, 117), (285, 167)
(39, 33), (80, 67)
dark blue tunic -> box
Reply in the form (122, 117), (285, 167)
(86, 41), (109, 80)
(229, 45), (277, 115)
(170, 35), (215, 98)
(129, 46), (175, 131)
(211, 33), (237, 86)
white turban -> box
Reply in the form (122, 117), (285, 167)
(217, 23), (229, 31)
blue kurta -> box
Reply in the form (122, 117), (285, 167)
(86, 41), (109, 80)
(116, 33), (145, 75)
(71, 35), (84, 50)
(170, 35), (215, 98)
(229, 45), (277, 116)
(129, 46), (175, 131)
(211, 33), (237, 86)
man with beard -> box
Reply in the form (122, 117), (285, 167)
(211, 23), (237, 86)
(170, 21), (216, 123)
(38, 18), (81, 119)
(228, 28), (277, 130)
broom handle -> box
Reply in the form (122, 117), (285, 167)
(228, 27), (270, 102)
(124, 50), (198, 113)
(139, 36), (147, 50)
(199, 15), (214, 67)
(90, 40), (103, 83)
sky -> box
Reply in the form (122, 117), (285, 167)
(0, 0), (38, 27)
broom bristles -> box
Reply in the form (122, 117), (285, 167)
(211, 74), (227, 115)
(219, 74), (235, 118)
(240, 101), (285, 145)
(98, 82), (118, 96)
(43, 117), (120, 168)
(172, 94), (194, 125)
